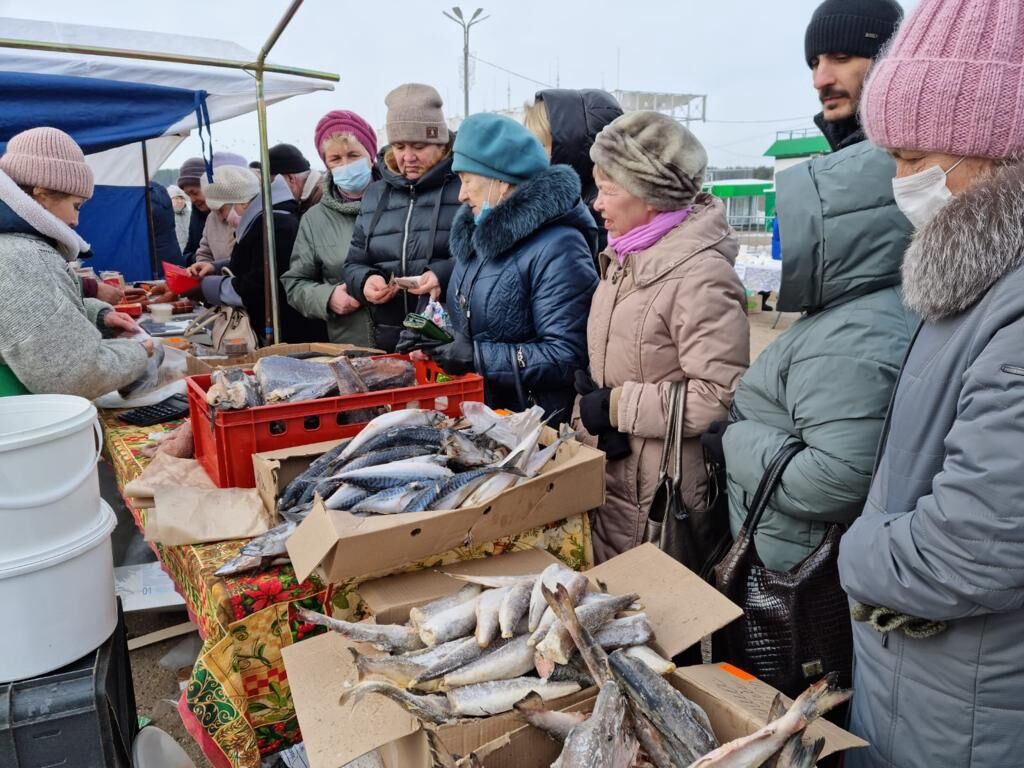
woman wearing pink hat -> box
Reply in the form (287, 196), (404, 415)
(281, 110), (378, 346)
(836, 1), (1024, 765)
(0, 127), (154, 398)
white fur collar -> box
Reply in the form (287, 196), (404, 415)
(0, 169), (90, 260)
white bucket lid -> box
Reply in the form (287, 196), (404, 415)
(0, 499), (116, 579)
(132, 726), (197, 768)
(0, 394), (98, 452)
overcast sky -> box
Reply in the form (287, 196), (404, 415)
(0, 0), (914, 171)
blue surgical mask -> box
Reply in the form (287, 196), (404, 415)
(474, 179), (496, 225)
(332, 159), (372, 195)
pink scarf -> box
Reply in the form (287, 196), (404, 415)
(608, 207), (692, 264)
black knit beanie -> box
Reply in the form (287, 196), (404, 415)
(805, 0), (903, 67)
(267, 143), (310, 176)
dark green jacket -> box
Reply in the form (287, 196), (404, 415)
(723, 141), (916, 571)
(281, 176), (373, 346)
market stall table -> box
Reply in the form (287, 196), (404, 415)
(99, 409), (593, 768)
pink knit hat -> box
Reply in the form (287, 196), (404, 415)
(862, 0), (1024, 159)
(314, 111), (378, 162)
(0, 127), (94, 198)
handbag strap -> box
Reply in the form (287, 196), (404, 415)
(740, 440), (805, 537)
(657, 382), (682, 478)
(672, 380), (688, 483)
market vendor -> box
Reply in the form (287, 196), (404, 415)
(192, 165), (325, 344)
(0, 127), (155, 398)
(405, 113), (598, 422)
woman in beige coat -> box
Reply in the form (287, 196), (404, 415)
(576, 111), (750, 564)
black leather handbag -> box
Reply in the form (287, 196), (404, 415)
(712, 440), (853, 697)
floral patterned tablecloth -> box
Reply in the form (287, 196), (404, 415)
(99, 411), (593, 768)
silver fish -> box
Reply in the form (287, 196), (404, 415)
(443, 634), (535, 688)
(419, 593), (482, 647)
(536, 592), (640, 667)
(464, 424), (543, 507)
(446, 676), (581, 717)
(622, 644), (676, 676)
(336, 456), (452, 492)
(338, 444), (438, 473)
(553, 680), (637, 768)
(522, 425), (575, 479)
(475, 586), (509, 647)
(686, 674), (850, 768)
(410, 636), (495, 685)
(513, 690), (589, 743)
(591, 614), (655, 652)
(214, 521), (297, 576)
(409, 584), (483, 630)
(339, 409), (447, 462)
(348, 648), (440, 692)
(442, 428), (505, 468)
(351, 481), (438, 515)
(344, 425), (446, 461)
(295, 607), (424, 654)
(441, 572), (540, 589)
(277, 440), (349, 512)
(528, 566), (588, 633)
(324, 483), (372, 511)
(415, 465), (524, 512)
(339, 681), (452, 725)
(499, 578), (536, 639)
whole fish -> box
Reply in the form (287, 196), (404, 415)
(686, 674), (850, 768)
(339, 681), (452, 725)
(441, 428), (505, 468)
(464, 424), (543, 507)
(521, 425), (575, 480)
(553, 680), (637, 768)
(409, 584), (483, 630)
(277, 440), (349, 512)
(351, 482), (438, 515)
(440, 572), (541, 589)
(403, 634), (481, 668)
(345, 426), (446, 462)
(442, 635), (535, 688)
(622, 644), (676, 676)
(324, 484), (372, 511)
(499, 578), (536, 639)
(591, 614), (654, 652)
(528, 565), (589, 633)
(337, 456), (452, 492)
(475, 586), (509, 647)
(328, 356), (369, 396)
(348, 648), (440, 692)
(338, 409), (447, 462)
(214, 521), (297, 576)
(419, 593), (482, 647)
(295, 607), (424, 654)
(410, 636), (494, 685)
(610, 649), (718, 766)
(535, 592), (640, 667)
(446, 677), (581, 717)
(338, 444), (437, 473)
(414, 466), (524, 512)
(513, 690), (589, 743)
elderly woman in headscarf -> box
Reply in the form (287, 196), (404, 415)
(575, 111), (750, 563)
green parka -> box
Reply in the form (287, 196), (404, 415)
(722, 141), (916, 571)
(281, 176), (373, 346)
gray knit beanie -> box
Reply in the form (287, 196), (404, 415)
(385, 83), (449, 145)
(590, 111), (707, 211)
(176, 157), (206, 188)
(0, 127), (94, 199)
(201, 166), (259, 210)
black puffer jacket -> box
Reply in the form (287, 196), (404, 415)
(343, 145), (462, 351)
(536, 89), (622, 253)
(183, 205), (208, 264)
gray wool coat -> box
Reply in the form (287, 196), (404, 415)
(839, 162), (1024, 768)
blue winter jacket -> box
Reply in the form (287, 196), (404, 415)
(447, 164), (598, 422)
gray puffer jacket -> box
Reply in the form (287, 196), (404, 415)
(723, 142), (915, 571)
(839, 162), (1024, 768)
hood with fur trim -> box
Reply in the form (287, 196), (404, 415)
(903, 162), (1024, 322)
(449, 164), (596, 262)
(0, 169), (89, 260)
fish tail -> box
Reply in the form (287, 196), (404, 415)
(512, 691), (546, 718)
(541, 583), (612, 683)
(799, 672), (852, 722)
(777, 735), (825, 768)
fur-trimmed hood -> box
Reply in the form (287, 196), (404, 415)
(903, 162), (1024, 322)
(449, 164), (595, 262)
(0, 169), (89, 260)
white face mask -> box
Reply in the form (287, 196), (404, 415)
(892, 157), (964, 229)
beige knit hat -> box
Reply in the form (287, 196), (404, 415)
(590, 111), (707, 211)
(0, 127), (94, 199)
(385, 83), (449, 145)
(201, 166), (259, 210)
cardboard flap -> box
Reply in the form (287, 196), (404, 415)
(586, 543), (742, 657)
(287, 503), (341, 583)
(673, 664), (868, 758)
(253, 438), (345, 518)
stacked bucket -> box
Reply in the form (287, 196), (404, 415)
(0, 395), (118, 681)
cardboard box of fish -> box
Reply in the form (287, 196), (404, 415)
(211, 404), (604, 580)
(283, 545), (866, 767)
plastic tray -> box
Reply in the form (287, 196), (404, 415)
(0, 600), (137, 768)
(187, 355), (485, 488)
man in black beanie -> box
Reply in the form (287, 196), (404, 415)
(806, 0), (903, 151)
(268, 143), (323, 217)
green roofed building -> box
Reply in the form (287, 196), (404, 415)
(701, 177), (776, 232)
(764, 127), (831, 174)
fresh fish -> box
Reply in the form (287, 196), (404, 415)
(344, 425), (446, 462)
(528, 564), (582, 632)
(329, 356), (370, 395)
(348, 648), (440, 692)
(338, 444), (437, 473)
(591, 614), (654, 652)
(446, 677), (581, 717)
(277, 440), (349, 512)
(402, 634), (480, 668)
(686, 674), (850, 768)
(541, 583), (614, 684)
(214, 521), (297, 576)
(295, 607), (424, 654)
(339, 681), (452, 725)
(213, 552), (266, 577)
(350, 481), (438, 515)
(443, 635), (535, 688)
(610, 649), (718, 766)
(419, 593), (482, 647)
(536, 592), (640, 667)
(324, 484), (372, 511)
(409, 584), (483, 630)
(255, 356), (338, 403)
(774, 735), (826, 768)
(441, 429), (505, 468)
(339, 409), (447, 462)
(475, 586), (509, 647)
(531, 591), (640, 646)
(337, 457), (451, 493)
(410, 636), (493, 685)
(513, 690), (589, 742)
(522, 425), (575, 479)
(428, 466), (524, 511)
(464, 424), (543, 507)
(499, 578), (536, 639)
(622, 645), (676, 676)
(553, 680), (638, 768)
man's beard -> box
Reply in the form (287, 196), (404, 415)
(819, 85), (858, 120)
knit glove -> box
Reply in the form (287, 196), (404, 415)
(575, 370), (614, 434)
(851, 601), (948, 640)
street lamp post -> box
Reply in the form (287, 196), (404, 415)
(442, 6), (489, 118)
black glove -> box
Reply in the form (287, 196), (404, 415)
(396, 329), (442, 354)
(701, 421), (729, 467)
(574, 368), (598, 397)
(428, 331), (475, 376)
(598, 429), (632, 461)
(578, 386), (614, 436)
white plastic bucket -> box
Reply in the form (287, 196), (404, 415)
(0, 500), (117, 682)
(0, 395), (104, 556)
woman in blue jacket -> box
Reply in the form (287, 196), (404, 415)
(407, 113), (598, 422)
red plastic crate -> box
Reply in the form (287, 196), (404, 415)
(187, 355), (485, 488)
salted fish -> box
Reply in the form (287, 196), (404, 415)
(442, 635), (535, 688)
(295, 607), (424, 654)
(553, 680), (637, 768)
(446, 677), (581, 717)
(513, 690), (589, 743)
(339, 409), (447, 462)
(410, 584), (483, 630)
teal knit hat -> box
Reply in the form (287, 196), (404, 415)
(452, 113), (549, 185)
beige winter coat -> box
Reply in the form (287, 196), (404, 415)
(580, 196), (749, 562)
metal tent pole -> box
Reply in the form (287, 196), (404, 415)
(140, 143), (158, 278)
